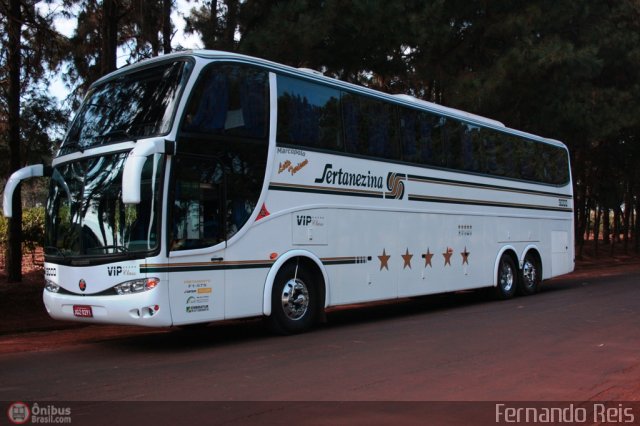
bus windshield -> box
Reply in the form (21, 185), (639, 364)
(45, 153), (165, 261)
(60, 60), (193, 155)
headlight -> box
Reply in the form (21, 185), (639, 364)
(45, 280), (60, 293)
(113, 277), (159, 295)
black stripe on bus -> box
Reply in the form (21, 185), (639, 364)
(269, 183), (384, 199)
(406, 174), (573, 199)
(269, 182), (572, 213)
(141, 261), (274, 273)
(140, 257), (368, 273)
(407, 194), (573, 213)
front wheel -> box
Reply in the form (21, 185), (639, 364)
(268, 262), (318, 335)
(494, 254), (518, 300)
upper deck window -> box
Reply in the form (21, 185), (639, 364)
(181, 63), (269, 140)
(277, 75), (342, 151)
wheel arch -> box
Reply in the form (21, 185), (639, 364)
(521, 244), (543, 280)
(262, 250), (329, 316)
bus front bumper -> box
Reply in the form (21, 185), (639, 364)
(42, 288), (173, 327)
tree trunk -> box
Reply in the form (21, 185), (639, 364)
(623, 188), (631, 253)
(602, 207), (610, 245)
(223, 0), (239, 50)
(163, 0), (172, 54)
(635, 193), (640, 253)
(593, 207), (601, 256)
(101, 0), (118, 76)
(6, 0), (23, 282)
(612, 207), (620, 255)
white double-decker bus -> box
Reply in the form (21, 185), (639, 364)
(3, 51), (573, 333)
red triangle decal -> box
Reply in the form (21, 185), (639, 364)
(256, 203), (270, 221)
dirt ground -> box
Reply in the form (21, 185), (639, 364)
(1, 242), (639, 336)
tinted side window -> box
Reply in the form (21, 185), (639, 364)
(277, 76), (342, 150)
(182, 64), (268, 139)
(343, 93), (399, 159)
(400, 108), (439, 165)
(173, 63), (270, 251)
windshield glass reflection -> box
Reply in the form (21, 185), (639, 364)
(45, 153), (164, 259)
(60, 60), (192, 155)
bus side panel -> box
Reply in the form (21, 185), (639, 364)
(168, 258), (226, 326)
(550, 228), (573, 277)
(395, 212), (492, 297)
(327, 209), (398, 305)
(225, 268), (269, 320)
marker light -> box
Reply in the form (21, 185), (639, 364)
(114, 277), (160, 295)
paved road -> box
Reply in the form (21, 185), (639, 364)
(1, 268), (639, 423)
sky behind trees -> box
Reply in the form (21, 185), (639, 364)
(39, 0), (203, 101)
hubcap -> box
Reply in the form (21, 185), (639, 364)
(500, 261), (514, 292)
(281, 278), (309, 320)
(522, 260), (537, 288)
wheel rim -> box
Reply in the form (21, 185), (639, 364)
(522, 259), (537, 289)
(280, 278), (310, 321)
(499, 260), (515, 292)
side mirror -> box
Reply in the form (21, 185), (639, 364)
(122, 139), (174, 204)
(3, 164), (49, 217)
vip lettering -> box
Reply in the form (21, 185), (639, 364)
(107, 266), (123, 276)
(297, 215), (313, 226)
(296, 215), (324, 227)
(107, 266), (137, 276)
(315, 164), (383, 189)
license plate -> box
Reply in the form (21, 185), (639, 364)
(73, 305), (93, 318)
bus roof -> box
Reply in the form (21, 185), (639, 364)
(102, 49), (567, 150)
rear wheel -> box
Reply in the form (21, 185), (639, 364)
(518, 252), (541, 296)
(494, 254), (517, 300)
(268, 261), (318, 335)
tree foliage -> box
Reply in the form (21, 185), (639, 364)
(2, 0), (640, 280)
(0, 0), (69, 280)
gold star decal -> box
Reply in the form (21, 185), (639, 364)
(461, 247), (470, 265)
(443, 247), (453, 266)
(378, 249), (391, 271)
(422, 248), (434, 268)
(401, 248), (413, 269)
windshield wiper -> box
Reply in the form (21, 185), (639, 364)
(59, 141), (86, 154)
(97, 245), (130, 253)
(99, 129), (136, 142)
(45, 246), (66, 258)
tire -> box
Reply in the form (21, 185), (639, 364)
(268, 261), (318, 335)
(494, 254), (518, 300)
(518, 252), (541, 296)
